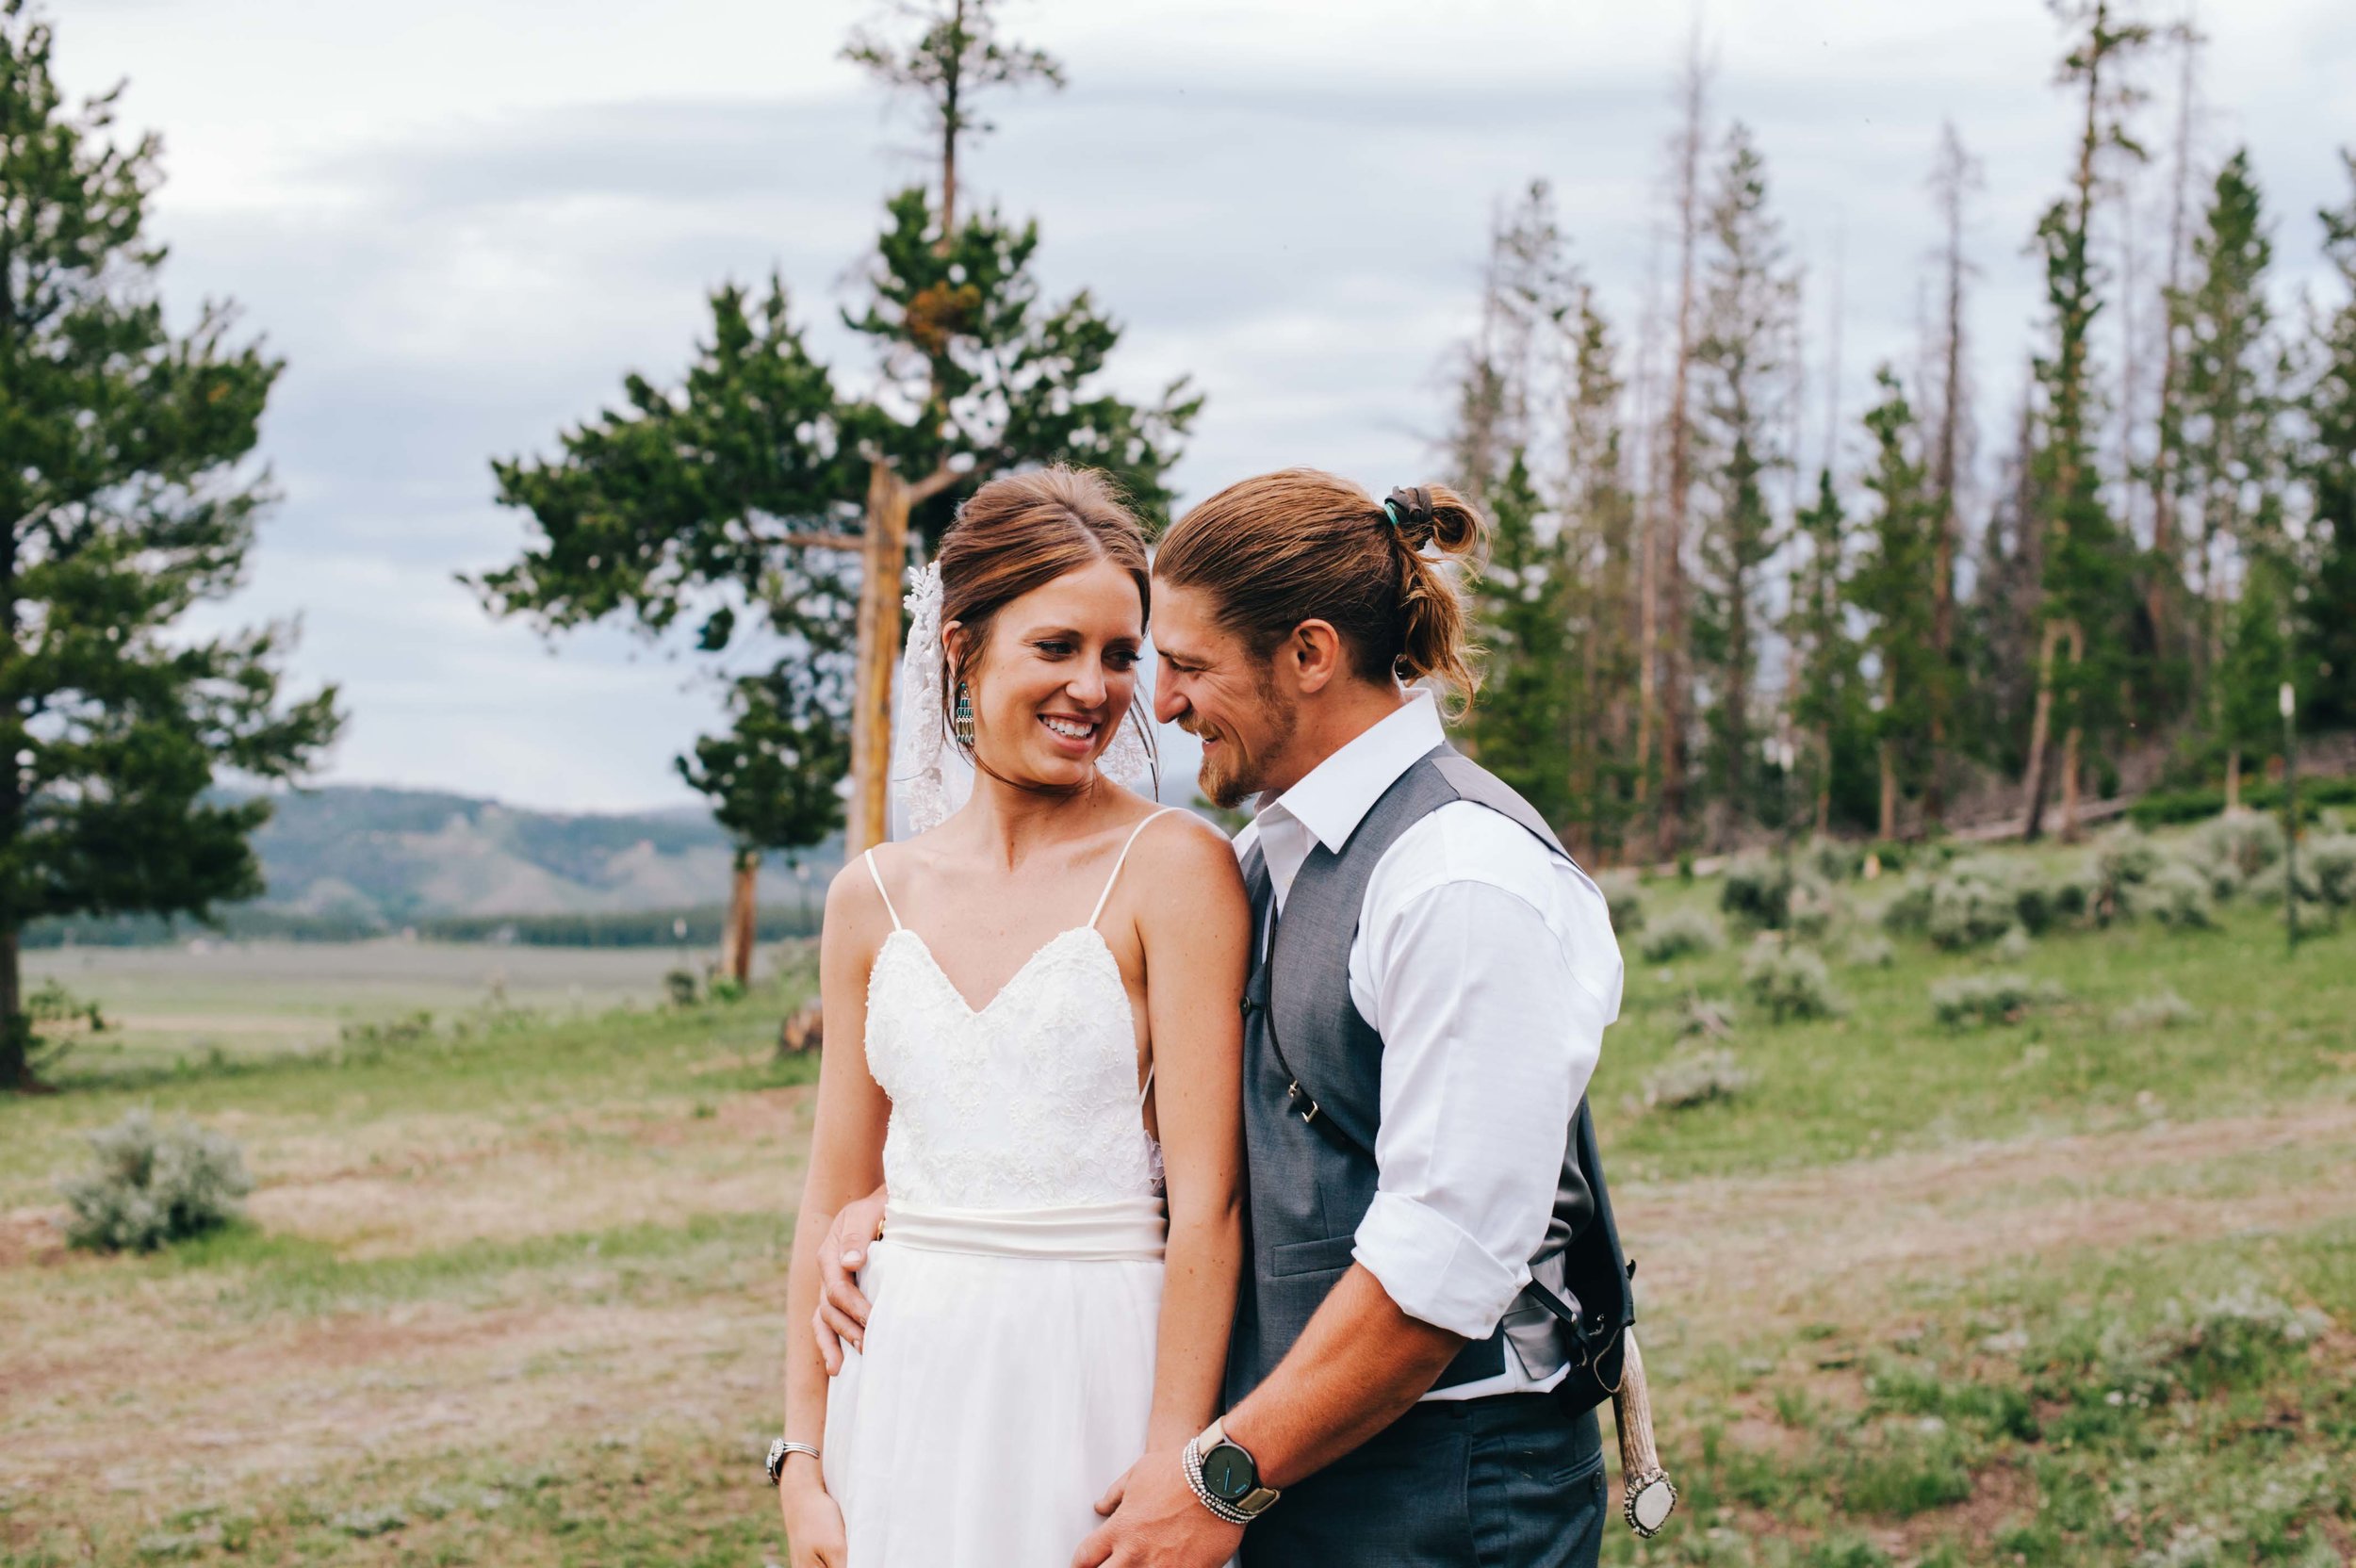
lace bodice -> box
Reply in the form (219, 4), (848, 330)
(861, 815), (1170, 1210)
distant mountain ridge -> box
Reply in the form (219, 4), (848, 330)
(244, 785), (842, 924)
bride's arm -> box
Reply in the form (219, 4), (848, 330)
(1131, 819), (1251, 1453)
(777, 862), (894, 1549)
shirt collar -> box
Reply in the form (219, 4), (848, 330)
(1252, 689), (1446, 856)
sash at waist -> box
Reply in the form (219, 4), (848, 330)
(879, 1196), (1167, 1262)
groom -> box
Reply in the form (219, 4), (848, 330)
(821, 468), (1628, 1567)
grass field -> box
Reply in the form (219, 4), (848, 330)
(2, 827), (2352, 1567)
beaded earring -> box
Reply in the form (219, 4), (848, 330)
(952, 681), (976, 748)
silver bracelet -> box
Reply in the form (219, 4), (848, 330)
(765, 1438), (822, 1486)
(1181, 1436), (1255, 1527)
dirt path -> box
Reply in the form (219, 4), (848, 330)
(1619, 1101), (2356, 1341)
(7, 1101), (2353, 1523)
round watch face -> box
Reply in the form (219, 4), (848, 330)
(1201, 1443), (1256, 1502)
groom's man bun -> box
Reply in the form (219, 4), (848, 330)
(1155, 468), (1487, 704)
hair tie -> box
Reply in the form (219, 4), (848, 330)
(1383, 485), (1433, 542)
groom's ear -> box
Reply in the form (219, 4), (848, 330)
(1283, 618), (1348, 696)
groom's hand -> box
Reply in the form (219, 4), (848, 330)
(812, 1185), (886, 1373)
(1071, 1449), (1244, 1568)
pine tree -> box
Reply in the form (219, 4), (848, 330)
(2173, 148), (2283, 806)
(478, 5), (1195, 978)
(1689, 122), (1797, 835)
(1785, 471), (1873, 835)
(0, 3), (343, 1086)
(1849, 369), (1940, 839)
(1560, 291), (1643, 859)
(1923, 122), (1982, 826)
(2019, 0), (2154, 841)
(1462, 453), (1575, 825)
(2297, 152), (2356, 731)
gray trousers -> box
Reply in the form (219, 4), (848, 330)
(1240, 1396), (1605, 1568)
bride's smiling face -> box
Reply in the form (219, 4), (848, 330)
(947, 559), (1145, 790)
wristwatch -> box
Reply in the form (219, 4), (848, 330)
(765, 1438), (821, 1486)
(1183, 1419), (1281, 1524)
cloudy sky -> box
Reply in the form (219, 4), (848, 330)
(57, 0), (2356, 811)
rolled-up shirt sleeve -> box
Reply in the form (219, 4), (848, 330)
(1350, 876), (1611, 1340)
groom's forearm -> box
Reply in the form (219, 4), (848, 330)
(1217, 1263), (1463, 1490)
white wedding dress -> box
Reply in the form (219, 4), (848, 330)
(823, 810), (1176, 1564)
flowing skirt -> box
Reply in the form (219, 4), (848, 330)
(823, 1198), (1166, 1566)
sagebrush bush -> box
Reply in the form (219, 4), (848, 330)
(1993, 924), (2036, 963)
(1787, 874), (1840, 939)
(1720, 855), (1792, 929)
(2244, 859), (2319, 908)
(1742, 942), (1843, 1021)
(2190, 812), (2283, 887)
(1929, 972), (2066, 1028)
(1844, 933), (1895, 969)
(57, 1110), (253, 1252)
(2089, 826), (2165, 923)
(1640, 907), (1724, 963)
(2109, 988), (2201, 1031)
(1644, 1048), (1753, 1111)
(2308, 835), (2356, 924)
(1677, 993), (1738, 1039)
(1598, 873), (1645, 936)
(2130, 860), (2216, 929)
(1925, 865), (2020, 950)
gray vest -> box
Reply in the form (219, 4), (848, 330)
(1224, 745), (1627, 1407)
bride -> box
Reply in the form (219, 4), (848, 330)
(774, 466), (1249, 1566)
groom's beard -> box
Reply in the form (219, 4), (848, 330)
(1192, 677), (1297, 811)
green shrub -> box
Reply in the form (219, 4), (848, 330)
(57, 1109), (253, 1252)
(1644, 1047), (1753, 1110)
(1810, 840), (1866, 883)
(1597, 873), (1645, 936)
(2127, 774), (2356, 827)
(1929, 972), (2066, 1028)
(1640, 908), (1724, 964)
(1742, 942), (1844, 1021)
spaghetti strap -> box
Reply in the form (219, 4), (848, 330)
(1090, 808), (1178, 929)
(863, 849), (904, 931)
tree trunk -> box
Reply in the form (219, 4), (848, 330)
(2058, 622), (2086, 842)
(847, 460), (917, 856)
(1656, 39), (1707, 862)
(2021, 620), (2063, 841)
(2225, 748), (2242, 813)
(1877, 660), (1898, 840)
(720, 854), (759, 986)
(0, 929), (22, 1089)
(2059, 722), (2084, 842)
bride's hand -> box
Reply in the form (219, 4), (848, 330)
(779, 1470), (848, 1568)
(814, 1184), (887, 1373)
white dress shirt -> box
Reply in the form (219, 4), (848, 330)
(1233, 691), (1623, 1401)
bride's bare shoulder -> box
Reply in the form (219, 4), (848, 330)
(1125, 806), (1246, 899)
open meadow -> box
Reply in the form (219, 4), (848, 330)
(3, 825), (2353, 1567)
